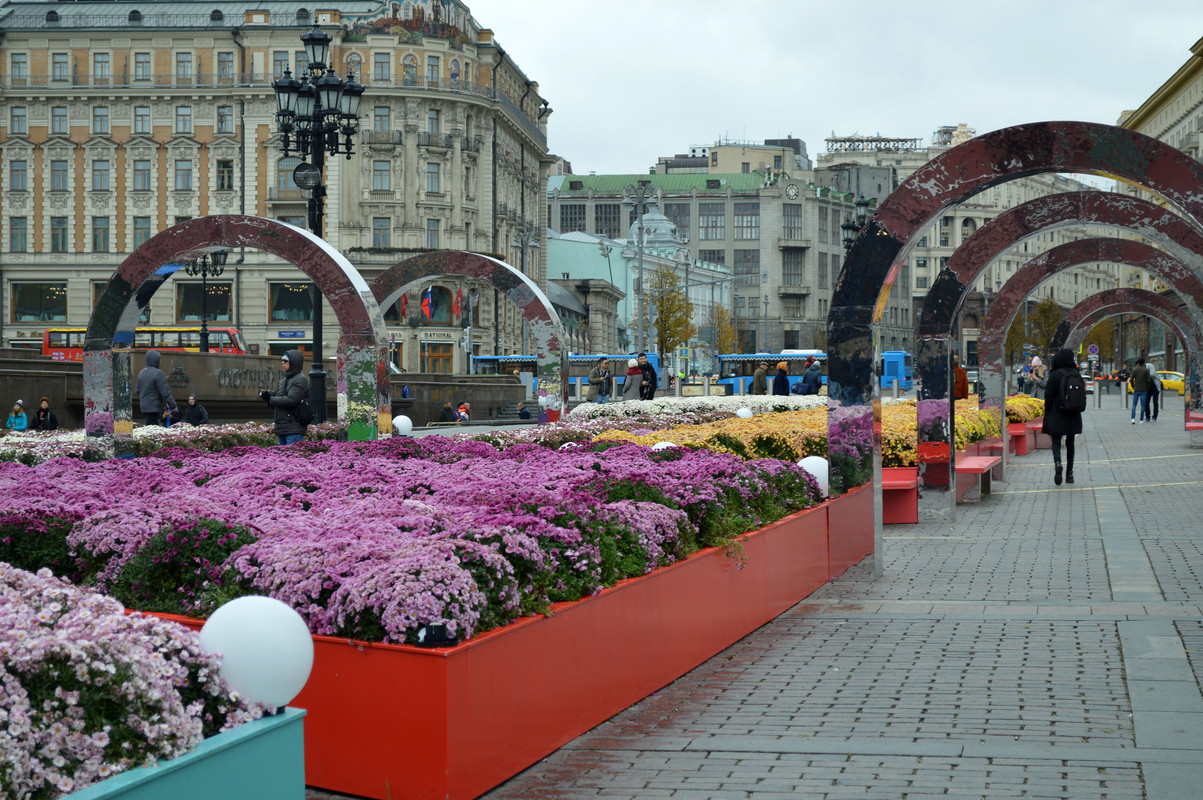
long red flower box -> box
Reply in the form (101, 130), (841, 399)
(155, 487), (872, 800)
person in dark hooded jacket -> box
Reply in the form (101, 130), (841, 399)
(1041, 348), (1084, 486)
(135, 350), (177, 426)
(800, 357), (823, 395)
(772, 361), (790, 396)
(260, 349), (310, 444)
(183, 393), (209, 426)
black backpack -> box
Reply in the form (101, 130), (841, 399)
(1060, 369), (1087, 413)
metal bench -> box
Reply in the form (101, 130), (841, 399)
(956, 455), (1003, 502)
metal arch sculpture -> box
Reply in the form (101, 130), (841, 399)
(1051, 289), (1199, 365)
(85, 216), (389, 457)
(830, 121), (1203, 537)
(369, 250), (570, 413)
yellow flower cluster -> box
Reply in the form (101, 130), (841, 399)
(593, 409), (829, 461)
(1005, 394), (1045, 423)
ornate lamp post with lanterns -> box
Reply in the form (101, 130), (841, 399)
(272, 25), (364, 423)
(183, 249), (229, 353)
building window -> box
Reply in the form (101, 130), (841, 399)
(51, 53), (69, 82)
(560, 204), (586, 233)
(133, 160), (152, 191)
(50, 160), (69, 191)
(295, 50), (308, 78)
(373, 106), (390, 132)
(10, 54), (28, 82)
(427, 109), (439, 134)
(784, 204), (803, 239)
(372, 217), (390, 248)
(734, 250), (759, 285)
(216, 160), (235, 191)
(174, 160), (192, 191)
(278, 156), (300, 190)
(12, 282), (67, 323)
(92, 216), (109, 252)
(175, 106), (192, 134)
(373, 160), (391, 190)
(419, 287), (451, 324)
(92, 106), (110, 134)
(374, 53), (391, 81)
(133, 106), (151, 135)
(10, 160), (27, 191)
(134, 53), (151, 81)
(783, 298), (801, 318)
(92, 160), (110, 191)
(697, 249), (724, 265)
(664, 202), (690, 233)
(92, 53), (110, 81)
(595, 204), (622, 238)
(818, 253), (829, 289)
(217, 105), (234, 134)
(272, 51), (289, 79)
(421, 342), (453, 373)
(402, 55), (417, 85)
(699, 202), (725, 240)
(177, 282), (232, 323)
(50, 217), (68, 252)
(733, 202), (759, 240)
(175, 52), (193, 80)
(10, 217), (27, 252)
(425, 162), (440, 193)
(817, 208), (829, 244)
(426, 55), (439, 83)
(133, 217), (151, 248)
(218, 52), (234, 79)
(782, 250), (803, 285)
(426, 219), (440, 249)
(916, 275), (929, 289)
(270, 282), (314, 322)
(10, 107), (26, 135)
(774, 155), (783, 170)
(51, 107), (68, 135)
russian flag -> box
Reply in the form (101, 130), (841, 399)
(421, 286), (433, 319)
(453, 286), (462, 317)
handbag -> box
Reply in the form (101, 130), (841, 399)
(292, 397), (315, 426)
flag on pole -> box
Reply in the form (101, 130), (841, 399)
(400, 292), (408, 319)
(453, 286), (463, 317)
(469, 288), (479, 309)
(421, 286), (433, 319)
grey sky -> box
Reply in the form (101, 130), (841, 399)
(465, 0), (1201, 175)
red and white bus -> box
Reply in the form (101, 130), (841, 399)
(42, 326), (248, 361)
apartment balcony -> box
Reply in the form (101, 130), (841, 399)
(777, 285), (811, 297)
(267, 187), (305, 202)
(417, 132), (455, 149)
(362, 130), (404, 146)
(777, 235), (811, 249)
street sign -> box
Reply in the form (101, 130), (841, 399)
(678, 347), (689, 358)
(1088, 344), (1099, 355)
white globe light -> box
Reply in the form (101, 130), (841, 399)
(392, 415), (413, 436)
(798, 456), (830, 498)
(735, 407), (754, 419)
(651, 441), (676, 451)
(199, 596), (314, 707)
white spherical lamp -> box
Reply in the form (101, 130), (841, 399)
(735, 407), (754, 419)
(798, 456), (830, 498)
(651, 441), (676, 451)
(199, 596), (314, 707)
(392, 414), (413, 436)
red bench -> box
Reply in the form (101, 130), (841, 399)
(1007, 423), (1030, 455)
(882, 467), (918, 524)
(1188, 417), (1203, 447)
(1029, 419), (1051, 450)
(956, 455), (1002, 502)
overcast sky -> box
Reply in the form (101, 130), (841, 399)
(464, 0), (1202, 176)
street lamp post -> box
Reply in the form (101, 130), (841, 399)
(622, 183), (655, 354)
(512, 222), (541, 354)
(183, 249), (228, 352)
(840, 195), (871, 255)
(272, 25), (364, 423)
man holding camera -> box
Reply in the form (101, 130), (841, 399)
(259, 349), (310, 444)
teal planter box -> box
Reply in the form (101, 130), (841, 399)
(65, 708), (306, 800)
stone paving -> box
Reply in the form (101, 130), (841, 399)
(473, 392), (1203, 800)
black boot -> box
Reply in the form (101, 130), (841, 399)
(1054, 464), (1063, 486)
(1066, 467), (1074, 484)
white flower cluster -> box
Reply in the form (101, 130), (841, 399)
(568, 394), (825, 420)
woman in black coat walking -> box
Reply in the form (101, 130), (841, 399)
(1041, 348), (1084, 486)
(771, 361), (790, 396)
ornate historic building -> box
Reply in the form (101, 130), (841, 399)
(0, 0), (551, 371)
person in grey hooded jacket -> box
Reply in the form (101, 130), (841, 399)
(135, 349), (177, 426)
(260, 349), (310, 444)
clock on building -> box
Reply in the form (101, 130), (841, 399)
(785, 183), (800, 200)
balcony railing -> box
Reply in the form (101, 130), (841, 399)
(362, 130), (404, 146)
(267, 187), (305, 201)
(3, 11), (313, 29)
(417, 132), (455, 149)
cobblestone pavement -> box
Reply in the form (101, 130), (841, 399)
(472, 393), (1203, 800)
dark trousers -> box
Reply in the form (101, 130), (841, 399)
(144, 413), (163, 427)
(1051, 434), (1076, 469)
(1151, 389), (1160, 420)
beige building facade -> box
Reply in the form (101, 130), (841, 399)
(0, 0), (552, 373)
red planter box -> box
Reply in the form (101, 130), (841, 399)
(153, 496), (866, 800)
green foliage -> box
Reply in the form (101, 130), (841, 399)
(0, 517), (77, 579)
(707, 432), (750, 459)
(749, 433), (800, 462)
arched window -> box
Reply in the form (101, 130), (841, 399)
(449, 59), (460, 88)
(960, 218), (977, 241)
(295, 8), (310, 24)
(210, 9), (223, 23)
(128, 10), (142, 24)
(46, 10), (59, 23)
(403, 55), (417, 87)
(278, 156), (300, 190)
(346, 54), (362, 78)
(420, 286), (452, 324)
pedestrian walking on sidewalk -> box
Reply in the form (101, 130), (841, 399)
(1129, 357), (1152, 423)
(1147, 360), (1161, 422)
(1042, 348), (1084, 486)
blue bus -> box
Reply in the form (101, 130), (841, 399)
(472, 353), (661, 399)
(879, 351), (914, 390)
(716, 351), (826, 394)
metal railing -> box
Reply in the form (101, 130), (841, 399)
(362, 130), (404, 145)
(3, 11), (313, 29)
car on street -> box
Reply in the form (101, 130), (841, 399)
(1158, 370), (1186, 396)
